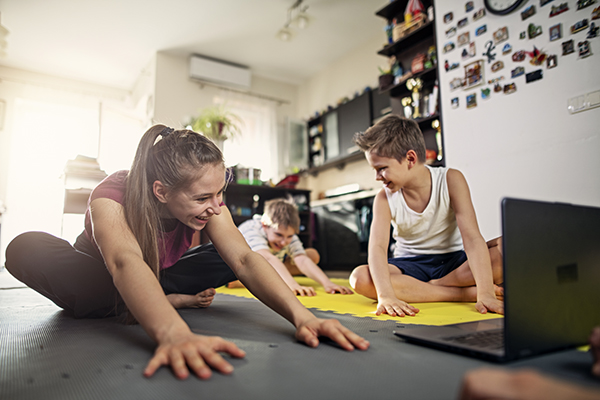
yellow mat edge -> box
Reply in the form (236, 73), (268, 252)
(217, 277), (503, 326)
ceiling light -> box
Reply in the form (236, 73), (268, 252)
(294, 7), (310, 29)
(277, 0), (312, 41)
(276, 25), (293, 41)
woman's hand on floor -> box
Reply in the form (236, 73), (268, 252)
(295, 318), (370, 351)
(143, 332), (246, 380)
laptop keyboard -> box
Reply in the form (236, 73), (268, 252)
(443, 329), (504, 350)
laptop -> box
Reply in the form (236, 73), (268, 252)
(394, 197), (600, 362)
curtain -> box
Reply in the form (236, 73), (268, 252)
(214, 89), (279, 183)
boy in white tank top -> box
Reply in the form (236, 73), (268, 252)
(349, 115), (503, 317)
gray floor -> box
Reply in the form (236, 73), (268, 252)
(1, 267), (599, 400)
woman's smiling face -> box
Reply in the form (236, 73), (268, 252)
(160, 163), (226, 231)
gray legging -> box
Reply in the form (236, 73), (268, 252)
(5, 231), (237, 318)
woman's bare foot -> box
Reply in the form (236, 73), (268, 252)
(166, 288), (216, 309)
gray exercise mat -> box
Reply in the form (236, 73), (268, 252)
(1, 272), (599, 400)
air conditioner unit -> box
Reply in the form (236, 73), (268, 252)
(189, 54), (251, 89)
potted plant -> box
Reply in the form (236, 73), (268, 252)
(378, 66), (394, 91)
(191, 105), (243, 144)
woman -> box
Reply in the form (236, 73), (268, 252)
(5, 125), (369, 380)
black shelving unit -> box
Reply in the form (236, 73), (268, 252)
(376, 0), (445, 167)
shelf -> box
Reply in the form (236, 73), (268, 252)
(306, 151), (365, 176)
(378, 21), (435, 57)
(379, 66), (438, 98)
(376, 0), (435, 20)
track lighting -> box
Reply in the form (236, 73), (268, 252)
(276, 0), (312, 41)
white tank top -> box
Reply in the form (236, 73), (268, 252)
(385, 166), (463, 258)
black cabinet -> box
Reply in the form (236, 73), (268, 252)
(306, 90), (376, 174)
(376, 0), (445, 167)
(337, 92), (372, 158)
(224, 183), (312, 248)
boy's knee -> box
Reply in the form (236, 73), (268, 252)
(349, 265), (376, 298)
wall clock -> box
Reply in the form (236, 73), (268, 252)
(484, 0), (526, 15)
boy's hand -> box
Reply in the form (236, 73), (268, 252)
(323, 282), (354, 295)
(475, 293), (504, 315)
(376, 296), (419, 317)
(295, 318), (370, 351)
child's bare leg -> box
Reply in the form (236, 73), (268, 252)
(430, 237), (504, 287)
(350, 264), (488, 303)
(166, 288), (216, 308)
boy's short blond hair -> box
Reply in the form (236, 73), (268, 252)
(261, 198), (300, 232)
(353, 114), (426, 163)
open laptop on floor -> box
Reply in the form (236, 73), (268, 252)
(394, 197), (600, 362)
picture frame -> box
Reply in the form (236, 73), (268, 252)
(562, 39), (575, 55)
(464, 59), (484, 89)
(458, 32), (470, 46)
(521, 5), (537, 20)
(476, 24), (488, 36)
(493, 27), (509, 44)
(549, 23), (562, 41)
(461, 42), (476, 60)
(466, 93), (477, 109)
(473, 8), (486, 21)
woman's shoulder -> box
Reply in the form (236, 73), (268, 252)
(91, 170), (129, 204)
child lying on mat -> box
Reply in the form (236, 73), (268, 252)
(232, 198), (353, 296)
(349, 115), (503, 317)
(6, 125), (369, 381)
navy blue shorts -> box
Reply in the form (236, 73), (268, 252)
(388, 250), (467, 282)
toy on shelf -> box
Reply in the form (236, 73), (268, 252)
(393, 0), (427, 42)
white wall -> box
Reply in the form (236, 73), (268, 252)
(296, 32), (388, 199)
(297, 32), (387, 119)
(435, 0), (600, 238)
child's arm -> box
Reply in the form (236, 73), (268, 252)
(291, 254), (353, 294)
(206, 206), (370, 350)
(447, 169), (504, 315)
(255, 249), (316, 296)
(369, 190), (418, 317)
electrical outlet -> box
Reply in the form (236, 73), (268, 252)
(568, 95), (585, 114)
(586, 90), (600, 108)
(568, 90), (600, 114)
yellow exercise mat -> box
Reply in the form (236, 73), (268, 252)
(217, 276), (503, 326)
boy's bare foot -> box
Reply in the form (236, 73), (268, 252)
(462, 285), (504, 302)
(166, 288), (216, 309)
